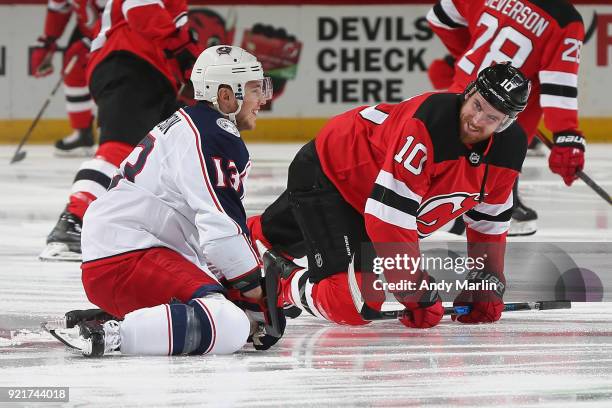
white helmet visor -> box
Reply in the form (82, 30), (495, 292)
(244, 77), (273, 103)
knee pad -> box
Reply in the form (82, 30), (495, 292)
(119, 294), (249, 356)
(188, 293), (250, 355)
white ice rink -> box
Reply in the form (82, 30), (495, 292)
(1, 144), (611, 407)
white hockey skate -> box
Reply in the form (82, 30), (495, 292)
(43, 318), (121, 357)
(80, 320), (121, 357)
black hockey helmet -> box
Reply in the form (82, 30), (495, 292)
(464, 62), (531, 131)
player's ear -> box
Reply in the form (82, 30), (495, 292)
(217, 85), (233, 103)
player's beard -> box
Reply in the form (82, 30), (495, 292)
(459, 113), (488, 144)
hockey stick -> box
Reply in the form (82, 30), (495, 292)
(10, 55), (78, 164)
(535, 129), (612, 205)
(347, 257), (571, 320)
(358, 300), (571, 321)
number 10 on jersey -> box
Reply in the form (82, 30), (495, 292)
(394, 135), (427, 175)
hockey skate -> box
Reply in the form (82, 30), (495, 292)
(508, 201), (538, 236)
(41, 309), (120, 355)
(39, 210), (82, 261)
(54, 125), (95, 157)
(79, 320), (121, 357)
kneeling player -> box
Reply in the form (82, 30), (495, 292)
(77, 46), (281, 357)
(251, 63), (531, 328)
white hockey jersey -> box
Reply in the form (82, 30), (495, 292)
(81, 103), (260, 287)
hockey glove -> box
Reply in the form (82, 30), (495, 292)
(227, 286), (286, 351)
(30, 36), (57, 77)
(397, 274), (444, 329)
(164, 26), (202, 83)
(427, 55), (456, 90)
(241, 24), (302, 103)
(549, 131), (586, 186)
(452, 271), (506, 324)
(399, 300), (444, 329)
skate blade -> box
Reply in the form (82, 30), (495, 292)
(39, 243), (82, 262)
(41, 321), (84, 352)
(54, 146), (95, 158)
(508, 220), (537, 237)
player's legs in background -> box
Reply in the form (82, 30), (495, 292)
(40, 54), (179, 261)
(55, 33), (96, 157)
(508, 177), (538, 236)
(80, 247), (249, 356)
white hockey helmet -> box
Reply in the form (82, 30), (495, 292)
(190, 45), (272, 123)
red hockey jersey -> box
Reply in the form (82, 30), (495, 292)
(88, 0), (190, 91)
(427, 0), (584, 139)
(44, 0), (106, 40)
(315, 92), (527, 264)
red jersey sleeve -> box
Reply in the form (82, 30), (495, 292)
(364, 116), (432, 245)
(538, 19), (584, 134)
(44, 0), (73, 40)
(427, 0), (471, 59)
(122, 0), (187, 48)
(462, 166), (517, 278)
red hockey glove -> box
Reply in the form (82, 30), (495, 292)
(452, 271), (506, 324)
(549, 131), (586, 186)
(396, 274), (444, 329)
(399, 300), (444, 329)
(241, 24), (302, 103)
(30, 36), (57, 77)
(164, 26), (203, 83)
(427, 54), (455, 90)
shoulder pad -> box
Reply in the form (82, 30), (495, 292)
(413, 93), (463, 163)
(529, 0), (583, 28)
(486, 123), (528, 172)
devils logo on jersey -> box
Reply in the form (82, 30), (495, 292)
(417, 192), (482, 238)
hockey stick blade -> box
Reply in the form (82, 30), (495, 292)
(10, 150), (27, 164)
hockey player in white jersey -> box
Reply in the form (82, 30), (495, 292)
(75, 45), (280, 357)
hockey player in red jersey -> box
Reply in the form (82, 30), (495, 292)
(73, 45), (281, 357)
(31, 0), (106, 156)
(251, 63), (531, 328)
(40, 0), (204, 261)
(426, 0), (586, 236)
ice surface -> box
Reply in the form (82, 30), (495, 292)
(1, 144), (611, 407)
